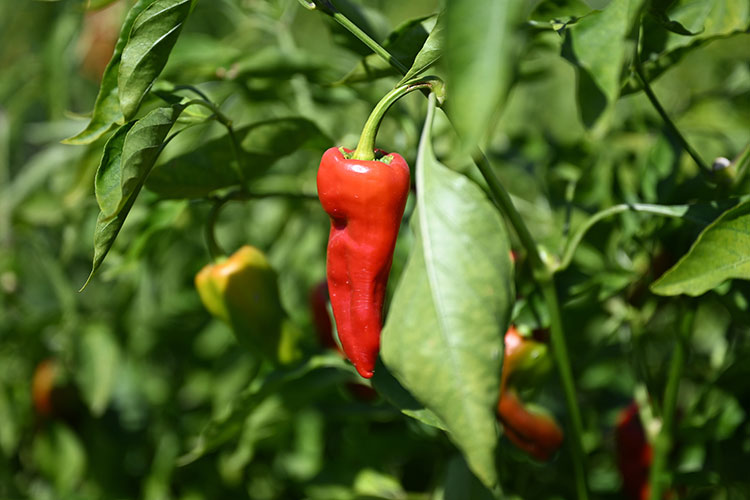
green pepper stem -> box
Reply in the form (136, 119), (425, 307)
(352, 81), (434, 161)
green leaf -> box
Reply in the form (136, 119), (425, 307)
(625, 0), (750, 93)
(445, 0), (524, 152)
(442, 456), (496, 500)
(652, 199), (750, 296)
(83, 106), (183, 288)
(146, 117), (329, 199)
(338, 15), (437, 85)
(563, 0), (645, 128)
(118, 0), (192, 120)
(179, 354), (350, 465)
(96, 106), (184, 218)
(398, 12), (445, 85)
(370, 361), (447, 430)
(63, 0), (157, 145)
(381, 98), (513, 489)
(76, 324), (120, 417)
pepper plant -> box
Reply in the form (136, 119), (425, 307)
(1, 0), (750, 499)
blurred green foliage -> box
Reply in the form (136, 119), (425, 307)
(1, 0), (750, 499)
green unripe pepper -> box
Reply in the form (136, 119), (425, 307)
(195, 245), (299, 364)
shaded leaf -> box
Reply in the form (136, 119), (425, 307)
(76, 324), (120, 416)
(626, 0), (750, 93)
(445, 0), (524, 151)
(563, 0), (645, 128)
(118, 0), (192, 120)
(146, 117), (329, 199)
(382, 99), (513, 489)
(370, 360), (446, 430)
(398, 12), (445, 85)
(96, 106), (184, 218)
(338, 15), (436, 84)
(64, 0), (157, 145)
(652, 199), (750, 296)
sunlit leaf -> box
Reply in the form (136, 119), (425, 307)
(118, 0), (192, 120)
(652, 199), (750, 296)
(382, 98), (513, 489)
(64, 0), (157, 144)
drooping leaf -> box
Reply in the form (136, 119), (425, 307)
(83, 106), (184, 287)
(96, 105), (184, 218)
(445, 0), (524, 152)
(562, 0), (645, 128)
(145, 117), (329, 199)
(118, 0), (192, 120)
(63, 0), (157, 145)
(338, 15), (437, 84)
(398, 12), (445, 85)
(382, 98), (513, 489)
(652, 199), (750, 296)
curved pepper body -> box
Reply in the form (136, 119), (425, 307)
(317, 147), (410, 378)
(497, 325), (563, 461)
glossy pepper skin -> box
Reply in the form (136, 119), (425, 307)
(497, 326), (563, 461)
(195, 245), (295, 363)
(317, 147), (410, 378)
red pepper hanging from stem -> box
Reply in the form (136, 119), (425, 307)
(317, 79), (439, 378)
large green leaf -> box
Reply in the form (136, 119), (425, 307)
(145, 118), (329, 199)
(118, 0), (192, 120)
(381, 97), (513, 489)
(338, 15), (437, 84)
(652, 199), (750, 296)
(63, 0), (157, 145)
(444, 0), (524, 152)
(563, 0), (645, 128)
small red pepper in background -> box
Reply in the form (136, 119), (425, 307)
(308, 281), (340, 352)
(497, 325), (563, 461)
(498, 390), (564, 461)
(616, 402), (652, 500)
(317, 147), (410, 378)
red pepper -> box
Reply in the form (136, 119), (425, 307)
(317, 146), (410, 378)
(498, 390), (564, 461)
(616, 402), (652, 500)
(497, 325), (563, 461)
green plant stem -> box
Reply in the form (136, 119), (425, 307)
(312, 1), (410, 75)
(185, 99), (248, 191)
(540, 279), (589, 500)
(353, 80), (435, 161)
(205, 199), (227, 261)
(648, 306), (692, 500)
(312, 8), (589, 497)
(634, 30), (710, 175)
